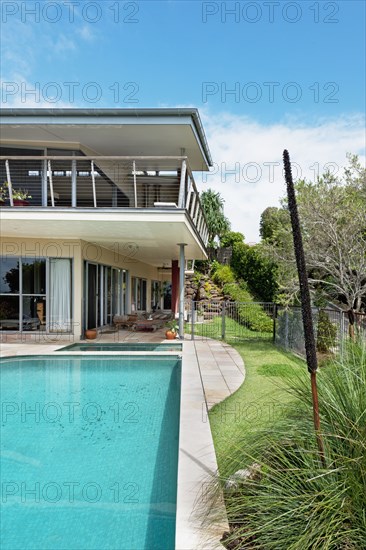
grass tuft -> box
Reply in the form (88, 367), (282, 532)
(208, 340), (366, 550)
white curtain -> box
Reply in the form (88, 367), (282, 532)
(49, 259), (71, 332)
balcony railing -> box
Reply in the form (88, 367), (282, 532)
(0, 155), (209, 246)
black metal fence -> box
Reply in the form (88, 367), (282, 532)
(186, 301), (365, 356)
(274, 306), (366, 357)
(185, 300), (275, 342)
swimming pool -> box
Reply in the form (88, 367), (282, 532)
(58, 342), (182, 352)
(0, 355), (181, 550)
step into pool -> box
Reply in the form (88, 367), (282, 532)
(1, 355), (181, 550)
(58, 342), (182, 352)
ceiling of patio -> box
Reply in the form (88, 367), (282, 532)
(0, 209), (208, 265)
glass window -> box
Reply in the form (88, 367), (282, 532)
(130, 277), (147, 311)
(105, 267), (112, 324)
(0, 296), (20, 330)
(23, 296), (46, 331)
(121, 270), (127, 314)
(0, 256), (72, 333)
(0, 258), (20, 293)
(112, 269), (120, 318)
(141, 280), (147, 311)
(131, 277), (136, 311)
(163, 282), (172, 310)
(22, 258), (46, 294)
(151, 281), (161, 310)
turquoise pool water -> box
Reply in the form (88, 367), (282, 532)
(58, 343), (182, 352)
(0, 355), (181, 550)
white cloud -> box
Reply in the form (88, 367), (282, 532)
(198, 111), (366, 243)
(52, 33), (76, 54)
(0, 75), (75, 108)
(78, 25), (97, 42)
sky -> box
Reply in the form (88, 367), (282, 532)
(1, 0), (365, 241)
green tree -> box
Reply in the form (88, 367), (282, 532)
(220, 231), (245, 248)
(200, 189), (231, 247)
(262, 155), (366, 310)
(259, 206), (290, 243)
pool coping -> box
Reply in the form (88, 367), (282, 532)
(0, 339), (245, 549)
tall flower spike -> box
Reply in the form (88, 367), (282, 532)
(283, 149), (318, 374)
(283, 149), (326, 467)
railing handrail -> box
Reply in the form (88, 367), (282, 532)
(1, 154), (209, 246)
(186, 164), (209, 232)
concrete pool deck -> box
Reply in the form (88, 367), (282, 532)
(0, 333), (245, 549)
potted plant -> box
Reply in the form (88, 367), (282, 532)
(165, 320), (178, 340)
(85, 328), (97, 340)
(12, 188), (32, 207)
(0, 183), (8, 206)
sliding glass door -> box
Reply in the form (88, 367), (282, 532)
(131, 277), (147, 312)
(85, 262), (128, 330)
(86, 262), (98, 330)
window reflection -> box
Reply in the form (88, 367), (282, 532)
(22, 259), (46, 294)
(0, 296), (20, 330)
(0, 258), (20, 293)
(23, 296), (46, 331)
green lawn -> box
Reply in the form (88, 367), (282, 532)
(209, 340), (305, 474)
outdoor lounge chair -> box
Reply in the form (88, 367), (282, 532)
(132, 312), (173, 332)
(113, 314), (139, 330)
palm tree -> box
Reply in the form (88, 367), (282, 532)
(200, 189), (231, 247)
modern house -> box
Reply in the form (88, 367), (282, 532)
(0, 108), (211, 340)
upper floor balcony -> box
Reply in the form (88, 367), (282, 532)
(0, 155), (209, 248)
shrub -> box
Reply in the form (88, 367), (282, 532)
(223, 282), (273, 333)
(204, 281), (212, 298)
(211, 264), (236, 287)
(231, 242), (278, 302)
(316, 309), (338, 353)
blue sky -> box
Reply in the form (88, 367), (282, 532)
(1, 0), (365, 240)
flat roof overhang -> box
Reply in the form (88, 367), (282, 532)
(0, 208), (208, 265)
(0, 108), (212, 171)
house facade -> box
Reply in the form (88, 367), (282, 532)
(0, 108), (211, 340)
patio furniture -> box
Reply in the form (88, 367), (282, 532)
(0, 315), (41, 331)
(113, 314), (139, 330)
(132, 312), (173, 332)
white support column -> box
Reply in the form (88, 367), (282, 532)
(178, 159), (187, 208)
(178, 243), (187, 339)
(5, 160), (13, 206)
(91, 160), (97, 207)
(189, 192), (197, 218)
(42, 159), (47, 206)
(185, 176), (192, 210)
(47, 160), (55, 207)
(133, 161), (137, 207)
(71, 157), (77, 207)
(193, 198), (200, 224)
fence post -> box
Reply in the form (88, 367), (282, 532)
(285, 309), (289, 349)
(273, 304), (277, 343)
(221, 301), (226, 340)
(340, 310), (345, 358)
(191, 300), (194, 340)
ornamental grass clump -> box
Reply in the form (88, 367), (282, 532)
(214, 340), (366, 550)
